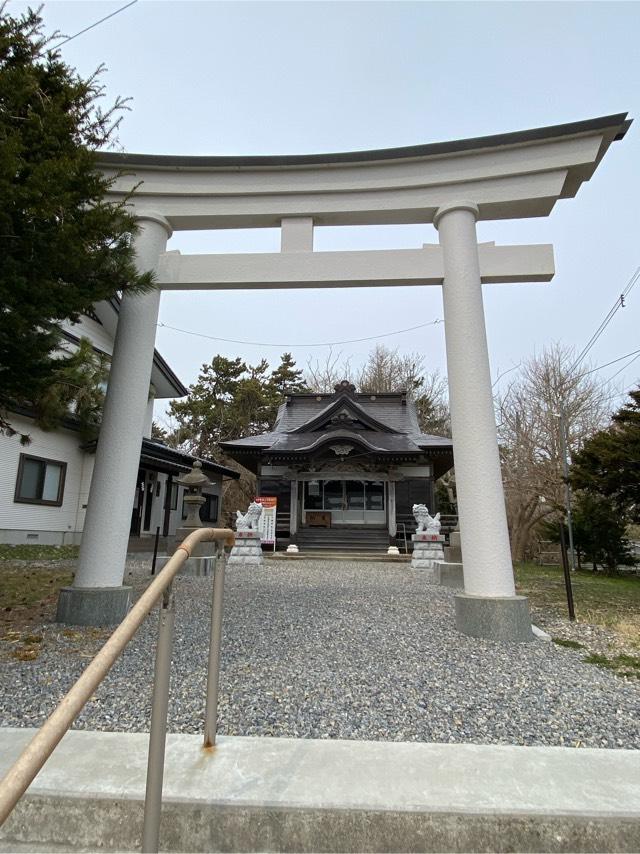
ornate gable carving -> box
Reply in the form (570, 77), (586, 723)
(333, 379), (356, 396)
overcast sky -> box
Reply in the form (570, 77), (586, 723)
(12, 0), (640, 419)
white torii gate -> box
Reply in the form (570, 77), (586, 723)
(56, 113), (630, 642)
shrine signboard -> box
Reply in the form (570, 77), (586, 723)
(254, 496), (277, 549)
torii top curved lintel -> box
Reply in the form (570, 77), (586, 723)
(98, 114), (631, 230)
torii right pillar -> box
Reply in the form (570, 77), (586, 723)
(435, 201), (532, 642)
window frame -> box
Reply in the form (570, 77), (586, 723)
(14, 453), (67, 507)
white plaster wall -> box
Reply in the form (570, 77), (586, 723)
(146, 471), (165, 534)
(142, 398), (154, 439)
(0, 415), (88, 544)
(62, 315), (114, 356)
(167, 484), (186, 536)
(74, 454), (95, 535)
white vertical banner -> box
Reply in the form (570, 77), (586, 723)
(255, 496), (277, 550)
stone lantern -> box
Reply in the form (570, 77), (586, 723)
(173, 460), (217, 565)
(176, 460), (211, 531)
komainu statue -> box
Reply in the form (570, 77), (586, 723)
(412, 504), (441, 535)
(235, 501), (263, 531)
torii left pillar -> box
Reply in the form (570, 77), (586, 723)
(57, 213), (171, 625)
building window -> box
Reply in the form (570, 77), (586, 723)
(366, 481), (385, 511)
(304, 480), (324, 510)
(170, 482), (179, 511)
(14, 454), (67, 506)
(200, 494), (219, 523)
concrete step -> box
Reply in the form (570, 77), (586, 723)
(270, 551), (410, 562)
(294, 530), (391, 552)
(291, 543), (389, 552)
(1, 728), (639, 853)
(295, 532), (389, 540)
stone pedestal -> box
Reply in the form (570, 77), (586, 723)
(434, 562), (464, 588)
(411, 534), (445, 571)
(156, 554), (216, 577)
(444, 530), (462, 564)
(173, 527), (217, 559)
(227, 531), (264, 568)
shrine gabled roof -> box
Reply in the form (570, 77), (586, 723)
(269, 430), (419, 454)
(219, 388), (453, 457)
(288, 393), (403, 435)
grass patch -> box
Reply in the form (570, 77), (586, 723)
(583, 652), (640, 678)
(0, 566), (73, 630)
(515, 562), (640, 646)
(584, 653), (615, 669)
(0, 544), (79, 561)
(615, 654), (640, 670)
(552, 637), (583, 650)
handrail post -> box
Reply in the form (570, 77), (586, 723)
(142, 581), (176, 853)
(203, 542), (226, 747)
(0, 527), (234, 832)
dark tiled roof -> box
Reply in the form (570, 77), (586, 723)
(220, 390), (452, 457)
(142, 438), (240, 478)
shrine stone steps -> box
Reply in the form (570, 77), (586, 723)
(292, 528), (390, 553)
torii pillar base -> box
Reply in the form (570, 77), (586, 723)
(455, 593), (533, 643)
(56, 586), (132, 627)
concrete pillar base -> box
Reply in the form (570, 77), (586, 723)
(434, 562), (464, 588)
(454, 593), (533, 643)
(56, 586), (132, 627)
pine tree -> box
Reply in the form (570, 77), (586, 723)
(0, 6), (153, 439)
(34, 337), (108, 441)
(166, 353), (307, 459)
(570, 387), (640, 522)
(270, 352), (308, 397)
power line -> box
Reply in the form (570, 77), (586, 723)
(156, 318), (443, 349)
(53, 0), (138, 47)
(607, 351), (640, 383)
(570, 266), (640, 372)
(579, 347), (640, 378)
(492, 363), (521, 389)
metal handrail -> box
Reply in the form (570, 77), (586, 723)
(0, 526), (234, 850)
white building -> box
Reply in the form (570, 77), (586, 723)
(0, 299), (238, 546)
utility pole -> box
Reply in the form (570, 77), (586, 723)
(554, 408), (577, 572)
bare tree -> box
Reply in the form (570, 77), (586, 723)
(306, 344), (450, 435)
(357, 344), (424, 394)
(496, 343), (612, 560)
(305, 350), (353, 393)
(414, 370), (450, 436)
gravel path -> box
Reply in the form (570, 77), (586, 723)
(1, 560), (639, 748)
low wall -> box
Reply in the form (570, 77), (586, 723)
(1, 729), (638, 853)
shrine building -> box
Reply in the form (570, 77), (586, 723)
(220, 380), (453, 550)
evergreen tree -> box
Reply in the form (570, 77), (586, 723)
(570, 387), (640, 522)
(166, 353), (307, 459)
(34, 337), (108, 441)
(539, 492), (636, 574)
(0, 6), (153, 439)
(264, 352), (308, 424)
(269, 352), (308, 397)
(168, 356), (247, 457)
